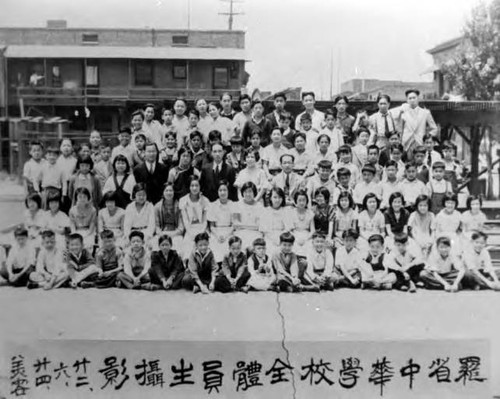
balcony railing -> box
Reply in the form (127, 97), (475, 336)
(13, 86), (242, 104)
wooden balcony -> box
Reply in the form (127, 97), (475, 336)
(12, 86), (242, 106)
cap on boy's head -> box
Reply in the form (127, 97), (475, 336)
(405, 88), (420, 97)
(317, 160), (333, 170)
(436, 236), (451, 247)
(342, 228), (359, 240)
(230, 136), (244, 146)
(361, 164), (376, 175)
(14, 226), (29, 237)
(300, 113), (312, 122)
(194, 231), (210, 243)
(394, 233), (409, 244)
(119, 127), (132, 135)
(338, 145), (352, 154)
(279, 231), (295, 244)
(368, 234), (384, 245)
(252, 237), (266, 247)
(414, 145), (426, 155)
(274, 92), (287, 101)
(129, 230), (145, 241)
(432, 161), (445, 170)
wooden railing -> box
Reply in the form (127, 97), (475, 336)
(14, 86), (241, 103)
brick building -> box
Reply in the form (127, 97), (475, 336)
(0, 20), (249, 131)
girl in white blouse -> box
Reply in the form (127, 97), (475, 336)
(123, 183), (155, 247)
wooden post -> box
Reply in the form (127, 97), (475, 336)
(469, 123), (481, 195)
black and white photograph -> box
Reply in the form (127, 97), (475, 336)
(0, 0), (499, 397)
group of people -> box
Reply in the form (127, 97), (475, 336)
(0, 89), (498, 294)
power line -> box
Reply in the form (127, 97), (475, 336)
(219, 0), (244, 30)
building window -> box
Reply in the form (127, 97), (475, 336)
(172, 35), (189, 46)
(85, 63), (99, 87)
(52, 65), (62, 87)
(173, 62), (187, 80)
(135, 61), (153, 86)
(213, 66), (229, 89)
(82, 33), (99, 44)
(230, 62), (239, 79)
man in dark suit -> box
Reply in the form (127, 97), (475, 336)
(133, 142), (168, 204)
(265, 92), (294, 130)
(199, 143), (237, 202)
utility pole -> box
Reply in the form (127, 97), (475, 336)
(219, 0), (244, 30)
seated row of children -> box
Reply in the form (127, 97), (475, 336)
(1, 224), (498, 294)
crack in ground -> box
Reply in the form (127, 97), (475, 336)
(275, 291), (297, 399)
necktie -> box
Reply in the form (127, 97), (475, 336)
(427, 151), (432, 167)
(383, 114), (390, 136)
(215, 165), (220, 180)
(285, 173), (290, 197)
(148, 163), (154, 174)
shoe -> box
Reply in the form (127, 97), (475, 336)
(240, 286), (250, 294)
(27, 281), (39, 290)
(400, 285), (408, 292)
(408, 281), (417, 293)
(115, 280), (122, 288)
(473, 284), (481, 291)
(141, 283), (160, 291)
(285, 286), (293, 293)
(416, 281), (425, 289)
(193, 286), (200, 294)
(382, 283), (393, 290)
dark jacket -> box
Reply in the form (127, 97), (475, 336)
(199, 162), (237, 202)
(133, 162), (169, 205)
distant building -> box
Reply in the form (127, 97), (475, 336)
(339, 79), (436, 101)
(251, 87), (302, 102)
(425, 36), (466, 98)
(0, 21), (249, 131)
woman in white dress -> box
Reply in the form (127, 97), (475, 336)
(234, 150), (270, 202)
(233, 182), (264, 251)
(207, 181), (235, 263)
(289, 189), (315, 257)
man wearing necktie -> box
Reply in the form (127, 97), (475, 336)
(133, 142), (168, 204)
(199, 143), (237, 202)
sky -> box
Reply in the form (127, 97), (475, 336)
(0, 0), (485, 99)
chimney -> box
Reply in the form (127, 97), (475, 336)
(46, 20), (67, 29)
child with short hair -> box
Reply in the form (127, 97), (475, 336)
(358, 193), (386, 253)
(413, 145), (430, 184)
(132, 133), (147, 166)
(333, 167), (353, 204)
(334, 192), (357, 246)
(78, 143), (91, 159)
(333, 229), (363, 288)
(2, 227), (36, 287)
(94, 142), (113, 189)
(65, 233), (100, 288)
(214, 236), (250, 293)
(290, 189), (315, 256)
(366, 145), (383, 182)
(111, 127), (135, 167)
(400, 161), (428, 211)
(28, 230), (68, 290)
(423, 133), (442, 167)
(150, 234), (185, 290)
(123, 183), (156, 246)
(288, 132), (314, 177)
(434, 192), (462, 255)
(272, 232), (302, 292)
(160, 107), (176, 144)
(280, 112), (296, 149)
(441, 141), (463, 193)
(189, 130), (206, 170)
(311, 187), (335, 248)
(307, 160), (337, 206)
(463, 231), (500, 290)
(116, 231), (155, 290)
(351, 128), (369, 169)
(299, 113), (319, 149)
(379, 132), (404, 166)
(23, 193), (44, 248)
(384, 144), (406, 181)
(98, 191), (125, 247)
(420, 236), (466, 292)
(246, 238), (276, 291)
(89, 130), (102, 163)
(42, 195), (71, 248)
(69, 187), (97, 251)
(246, 131), (264, 163)
(320, 109), (344, 154)
(159, 131), (178, 169)
(408, 195), (435, 258)
(226, 136), (246, 173)
(262, 128), (289, 179)
(38, 146), (67, 209)
(334, 145), (360, 186)
(380, 160), (401, 210)
(93, 230), (123, 289)
(353, 164), (382, 207)
(384, 192), (410, 242)
(172, 100), (190, 149)
(305, 232), (334, 291)
(23, 141), (46, 195)
(182, 232), (219, 294)
(361, 234), (396, 290)
(57, 138), (77, 187)
(386, 233), (425, 292)
(426, 161), (453, 214)
(461, 195), (487, 243)
(68, 155), (102, 208)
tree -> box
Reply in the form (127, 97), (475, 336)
(442, 0), (500, 100)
